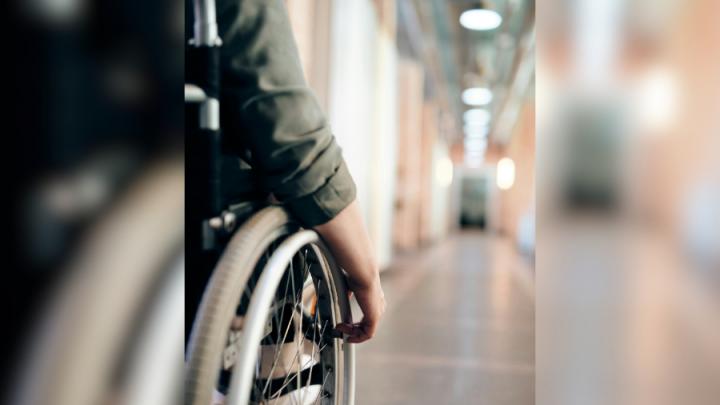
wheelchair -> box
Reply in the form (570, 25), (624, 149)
(185, 1), (355, 404)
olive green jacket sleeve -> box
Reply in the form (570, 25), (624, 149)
(216, 0), (356, 227)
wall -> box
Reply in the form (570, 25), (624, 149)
(286, 0), (456, 267)
(393, 58), (425, 251)
(496, 99), (536, 248)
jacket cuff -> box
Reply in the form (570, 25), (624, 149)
(283, 160), (356, 227)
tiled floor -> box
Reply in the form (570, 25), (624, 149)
(354, 231), (534, 405)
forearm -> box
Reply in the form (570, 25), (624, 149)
(216, 0), (356, 228)
(313, 200), (379, 290)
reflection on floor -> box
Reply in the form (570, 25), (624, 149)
(354, 231), (534, 405)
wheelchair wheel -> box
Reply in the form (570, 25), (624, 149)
(12, 158), (185, 405)
(185, 207), (355, 405)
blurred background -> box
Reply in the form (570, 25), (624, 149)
(283, 0), (535, 403)
(285, 0), (535, 266)
(537, 0), (720, 404)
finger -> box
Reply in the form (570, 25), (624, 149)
(334, 323), (360, 336)
(347, 331), (370, 343)
(337, 323), (372, 343)
(334, 323), (352, 333)
(346, 319), (377, 343)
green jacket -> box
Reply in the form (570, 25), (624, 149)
(194, 0), (356, 227)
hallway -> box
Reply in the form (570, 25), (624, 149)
(354, 231), (535, 405)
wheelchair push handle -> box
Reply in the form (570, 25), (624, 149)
(192, 0), (220, 47)
(186, 0), (225, 244)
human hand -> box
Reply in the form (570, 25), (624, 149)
(335, 277), (385, 343)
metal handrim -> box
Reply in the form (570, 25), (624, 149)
(226, 231), (346, 405)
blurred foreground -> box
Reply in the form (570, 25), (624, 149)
(537, 0), (720, 404)
(5, 0), (184, 404)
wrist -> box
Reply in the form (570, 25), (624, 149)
(348, 269), (381, 292)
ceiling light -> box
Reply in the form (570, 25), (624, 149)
(464, 124), (489, 138)
(496, 157), (515, 190)
(462, 87), (493, 106)
(465, 138), (488, 151)
(459, 8), (502, 31)
(435, 157), (454, 187)
(463, 108), (491, 125)
(635, 65), (678, 134)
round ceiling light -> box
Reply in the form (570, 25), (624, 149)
(465, 138), (488, 151)
(459, 8), (502, 31)
(464, 125), (489, 139)
(463, 108), (491, 125)
(462, 87), (493, 106)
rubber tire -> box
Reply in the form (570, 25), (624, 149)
(185, 206), (295, 405)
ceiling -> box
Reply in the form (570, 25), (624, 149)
(398, 0), (535, 145)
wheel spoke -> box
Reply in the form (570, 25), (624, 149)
(260, 276), (299, 397)
(304, 283), (321, 404)
(313, 371), (332, 405)
(221, 242), (343, 405)
(261, 256), (307, 402)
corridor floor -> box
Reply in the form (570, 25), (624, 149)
(354, 231), (535, 405)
